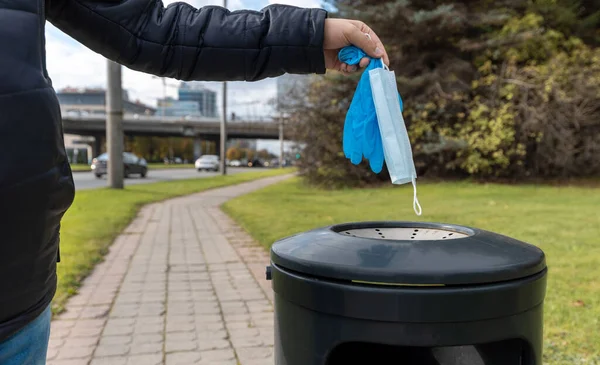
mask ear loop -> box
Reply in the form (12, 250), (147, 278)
(412, 178), (422, 216)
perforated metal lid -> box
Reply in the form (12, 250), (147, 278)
(340, 227), (469, 241)
(270, 221), (546, 286)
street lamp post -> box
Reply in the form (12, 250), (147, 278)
(220, 0), (228, 175)
(279, 113), (284, 168)
(106, 60), (124, 189)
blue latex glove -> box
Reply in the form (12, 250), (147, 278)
(339, 46), (403, 174)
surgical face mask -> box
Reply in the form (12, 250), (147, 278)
(369, 63), (422, 216)
(339, 44), (422, 216)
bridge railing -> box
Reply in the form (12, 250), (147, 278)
(62, 111), (279, 125)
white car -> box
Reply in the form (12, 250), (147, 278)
(195, 155), (219, 172)
(229, 159), (242, 167)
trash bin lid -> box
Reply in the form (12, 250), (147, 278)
(270, 221), (546, 286)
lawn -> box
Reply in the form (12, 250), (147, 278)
(147, 163), (195, 169)
(69, 163), (196, 172)
(70, 164), (91, 172)
(222, 177), (600, 365)
(54, 168), (294, 314)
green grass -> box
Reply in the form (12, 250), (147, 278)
(147, 163), (195, 169)
(223, 178), (600, 364)
(70, 164), (91, 171)
(55, 168), (294, 314)
(70, 163), (196, 172)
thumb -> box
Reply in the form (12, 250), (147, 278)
(346, 25), (384, 60)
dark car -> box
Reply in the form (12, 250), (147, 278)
(91, 152), (148, 179)
(247, 159), (264, 168)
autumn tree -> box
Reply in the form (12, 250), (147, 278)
(288, 0), (600, 186)
(226, 147), (243, 161)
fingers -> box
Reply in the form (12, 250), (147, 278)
(338, 62), (358, 74)
(348, 21), (389, 66)
(365, 30), (390, 66)
(345, 24), (382, 60)
(359, 57), (370, 68)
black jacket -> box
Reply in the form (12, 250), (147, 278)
(0, 0), (326, 341)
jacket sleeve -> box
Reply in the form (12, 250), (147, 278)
(46, 0), (327, 81)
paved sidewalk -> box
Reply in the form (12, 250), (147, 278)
(47, 174), (292, 365)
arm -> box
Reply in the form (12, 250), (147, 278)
(46, 0), (327, 81)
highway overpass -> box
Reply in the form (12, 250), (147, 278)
(62, 114), (283, 139)
(63, 114), (287, 159)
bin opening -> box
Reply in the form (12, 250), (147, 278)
(336, 226), (471, 241)
(326, 339), (534, 365)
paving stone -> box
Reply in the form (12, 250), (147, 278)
(70, 319), (106, 338)
(94, 343), (130, 357)
(51, 320), (77, 330)
(131, 333), (163, 345)
(133, 321), (164, 335)
(56, 345), (95, 359)
(80, 305), (111, 320)
(48, 359), (92, 365)
(236, 346), (274, 362)
(47, 347), (59, 360)
(200, 348), (236, 362)
(58, 306), (83, 320)
(165, 331), (198, 352)
(196, 329), (228, 340)
(126, 353), (163, 365)
(90, 357), (128, 365)
(129, 341), (163, 355)
(99, 335), (132, 346)
(110, 304), (140, 318)
(63, 337), (99, 348)
(197, 339), (231, 351)
(166, 351), (201, 365)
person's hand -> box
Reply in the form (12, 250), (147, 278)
(323, 18), (389, 75)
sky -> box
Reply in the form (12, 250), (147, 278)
(45, 0), (325, 121)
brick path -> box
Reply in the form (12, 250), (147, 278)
(47, 174), (292, 365)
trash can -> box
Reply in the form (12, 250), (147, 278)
(267, 221), (547, 365)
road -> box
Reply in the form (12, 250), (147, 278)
(73, 167), (266, 190)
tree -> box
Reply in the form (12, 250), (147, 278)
(288, 0), (600, 186)
(256, 149), (275, 160)
(226, 147), (243, 161)
(244, 149), (256, 161)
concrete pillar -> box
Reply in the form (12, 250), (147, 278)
(193, 137), (202, 160)
(92, 135), (103, 158)
(214, 138), (220, 158)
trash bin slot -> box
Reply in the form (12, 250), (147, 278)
(330, 221), (475, 242)
(338, 227), (470, 241)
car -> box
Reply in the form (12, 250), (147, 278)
(195, 155), (219, 172)
(229, 159), (242, 167)
(91, 152), (148, 179)
(247, 159), (263, 168)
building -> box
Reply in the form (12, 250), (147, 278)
(63, 134), (94, 165)
(178, 82), (217, 117)
(56, 88), (156, 116)
(56, 88), (156, 163)
(156, 97), (203, 118)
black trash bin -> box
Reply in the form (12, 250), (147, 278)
(267, 221), (547, 365)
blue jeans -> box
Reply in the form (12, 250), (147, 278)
(0, 304), (51, 365)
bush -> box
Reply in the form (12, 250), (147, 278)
(287, 1), (600, 187)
